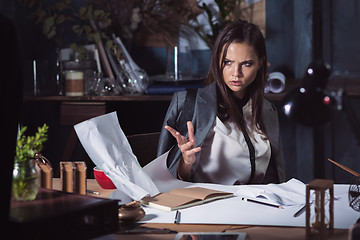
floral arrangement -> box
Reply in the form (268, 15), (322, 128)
(15, 0), (198, 48)
(16, 0), (258, 51)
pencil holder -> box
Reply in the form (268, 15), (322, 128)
(35, 153), (53, 189)
(60, 161), (74, 193)
(306, 179), (334, 240)
(60, 161), (87, 194)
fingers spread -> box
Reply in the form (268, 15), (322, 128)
(165, 125), (187, 145)
(164, 125), (177, 137)
(187, 121), (195, 142)
(179, 140), (194, 153)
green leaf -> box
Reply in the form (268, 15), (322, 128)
(46, 27), (56, 39)
(86, 5), (93, 19)
(56, 15), (66, 24)
(94, 10), (104, 18)
(55, 2), (67, 11)
(105, 39), (113, 49)
(79, 6), (87, 16)
(72, 25), (82, 35)
(70, 43), (78, 51)
(93, 32), (101, 43)
(43, 16), (56, 38)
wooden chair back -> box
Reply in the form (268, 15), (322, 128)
(127, 132), (161, 167)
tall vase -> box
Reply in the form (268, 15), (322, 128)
(12, 159), (39, 201)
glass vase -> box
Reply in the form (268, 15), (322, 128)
(113, 35), (149, 94)
(12, 159), (39, 201)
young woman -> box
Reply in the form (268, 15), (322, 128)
(157, 21), (285, 185)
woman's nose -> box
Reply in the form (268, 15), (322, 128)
(233, 65), (243, 77)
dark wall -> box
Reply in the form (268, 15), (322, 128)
(267, 0), (360, 183)
(267, 0), (360, 77)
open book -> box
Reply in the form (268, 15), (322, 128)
(141, 187), (234, 211)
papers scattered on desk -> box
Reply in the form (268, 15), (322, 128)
(74, 112), (159, 200)
(235, 178), (307, 207)
(140, 153), (357, 229)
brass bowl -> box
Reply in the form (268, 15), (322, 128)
(118, 201), (145, 221)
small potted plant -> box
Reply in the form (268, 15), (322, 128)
(12, 124), (48, 201)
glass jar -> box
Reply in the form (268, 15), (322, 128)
(12, 159), (39, 201)
(62, 60), (97, 95)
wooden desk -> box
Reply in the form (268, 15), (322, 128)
(51, 179), (349, 240)
(52, 178), (115, 198)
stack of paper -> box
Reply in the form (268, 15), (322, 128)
(74, 112), (159, 200)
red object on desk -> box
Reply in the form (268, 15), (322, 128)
(94, 166), (117, 189)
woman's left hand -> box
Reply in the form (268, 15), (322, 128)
(164, 121), (201, 180)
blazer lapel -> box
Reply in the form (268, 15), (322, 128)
(193, 82), (217, 146)
(263, 99), (279, 150)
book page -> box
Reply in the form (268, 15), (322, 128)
(169, 187), (233, 201)
(148, 192), (199, 210)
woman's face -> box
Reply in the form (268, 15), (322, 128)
(221, 42), (261, 99)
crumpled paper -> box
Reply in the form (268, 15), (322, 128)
(74, 111), (160, 200)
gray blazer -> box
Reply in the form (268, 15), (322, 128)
(157, 82), (286, 183)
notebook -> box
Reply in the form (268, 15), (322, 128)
(141, 187), (234, 211)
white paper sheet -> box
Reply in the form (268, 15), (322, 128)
(74, 112), (159, 200)
(139, 152), (360, 229)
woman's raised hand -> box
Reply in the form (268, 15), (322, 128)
(164, 121), (201, 180)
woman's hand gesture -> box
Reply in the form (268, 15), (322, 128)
(165, 121), (201, 180)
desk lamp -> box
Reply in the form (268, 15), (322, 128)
(281, 61), (336, 180)
(282, 61), (333, 127)
(281, 62), (360, 211)
(283, 61), (360, 213)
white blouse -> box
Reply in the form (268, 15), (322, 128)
(192, 101), (271, 185)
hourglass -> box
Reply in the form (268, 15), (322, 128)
(306, 179), (334, 240)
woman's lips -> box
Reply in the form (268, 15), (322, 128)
(230, 81), (243, 86)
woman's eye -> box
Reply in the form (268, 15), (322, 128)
(243, 61), (253, 67)
(224, 60), (232, 66)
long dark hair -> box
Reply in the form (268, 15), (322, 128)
(206, 20), (267, 136)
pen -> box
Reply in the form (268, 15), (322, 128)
(293, 205), (306, 217)
(242, 197), (284, 209)
(294, 202), (312, 217)
(86, 189), (100, 195)
(174, 210), (181, 224)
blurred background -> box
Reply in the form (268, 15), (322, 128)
(2, 0), (360, 183)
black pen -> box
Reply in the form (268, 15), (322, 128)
(174, 210), (181, 224)
(294, 201), (313, 218)
(242, 197), (284, 209)
(293, 205), (306, 217)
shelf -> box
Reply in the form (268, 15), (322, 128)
(23, 94), (173, 102)
(23, 92), (290, 103)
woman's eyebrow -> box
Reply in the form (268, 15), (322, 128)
(225, 58), (254, 64)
